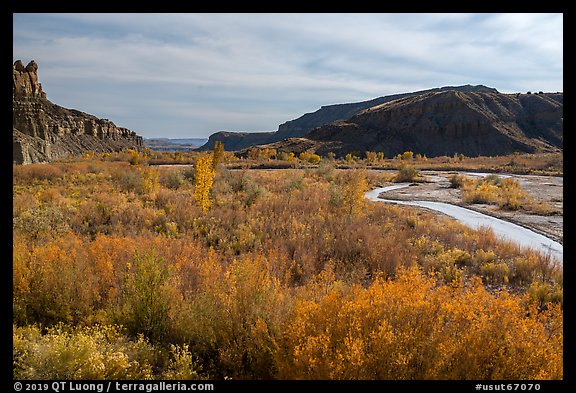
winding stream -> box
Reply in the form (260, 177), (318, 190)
(365, 184), (563, 263)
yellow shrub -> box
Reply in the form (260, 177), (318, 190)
(277, 151), (296, 162)
(330, 170), (369, 218)
(169, 254), (289, 379)
(401, 151), (414, 160)
(365, 151), (377, 163)
(13, 235), (103, 326)
(162, 344), (203, 380)
(345, 153), (357, 162)
(463, 181), (501, 204)
(248, 147), (276, 160)
(13, 324), (155, 380)
(299, 151), (321, 165)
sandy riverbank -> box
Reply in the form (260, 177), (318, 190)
(373, 170), (563, 245)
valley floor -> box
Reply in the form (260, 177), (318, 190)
(376, 170), (563, 245)
(12, 153), (564, 380)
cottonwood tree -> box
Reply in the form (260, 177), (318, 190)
(194, 153), (216, 212)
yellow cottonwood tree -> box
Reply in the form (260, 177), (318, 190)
(194, 153), (216, 212)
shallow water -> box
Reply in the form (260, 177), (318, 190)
(365, 184), (563, 263)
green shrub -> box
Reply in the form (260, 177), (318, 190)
(395, 165), (419, 182)
(276, 151), (296, 162)
(472, 249), (498, 266)
(116, 250), (173, 342)
(480, 262), (510, 284)
(529, 281), (563, 308)
(13, 205), (69, 240)
(113, 168), (159, 196)
(160, 170), (186, 190)
(483, 174), (503, 186)
(243, 182), (268, 208)
(439, 262), (463, 284)
(448, 173), (466, 188)
(511, 256), (538, 285)
(182, 167), (196, 183)
(114, 169), (142, 193)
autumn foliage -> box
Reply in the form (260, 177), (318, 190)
(13, 157), (563, 380)
(278, 268), (561, 379)
(193, 153), (216, 212)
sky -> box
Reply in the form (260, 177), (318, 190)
(13, 13), (563, 139)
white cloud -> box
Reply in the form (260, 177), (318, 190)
(13, 13), (563, 138)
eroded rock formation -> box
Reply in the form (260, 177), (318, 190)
(303, 90), (563, 157)
(202, 84), (562, 158)
(199, 85), (499, 151)
(13, 60), (143, 164)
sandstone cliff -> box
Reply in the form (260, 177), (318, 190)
(302, 90), (563, 157)
(275, 84), (499, 140)
(13, 60), (143, 164)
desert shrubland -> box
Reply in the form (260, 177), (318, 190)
(12, 154), (562, 380)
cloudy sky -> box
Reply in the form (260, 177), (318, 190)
(13, 13), (563, 139)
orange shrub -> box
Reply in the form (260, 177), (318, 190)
(13, 163), (63, 183)
(276, 268), (562, 380)
(13, 234), (97, 325)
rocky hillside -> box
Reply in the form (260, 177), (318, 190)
(275, 84), (499, 139)
(201, 130), (276, 151)
(199, 85), (498, 151)
(13, 60), (143, 164)
(300, 90), (563, 157)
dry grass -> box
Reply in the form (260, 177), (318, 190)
(12, 157), (563, 380)
(112, 149), (563, 176)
